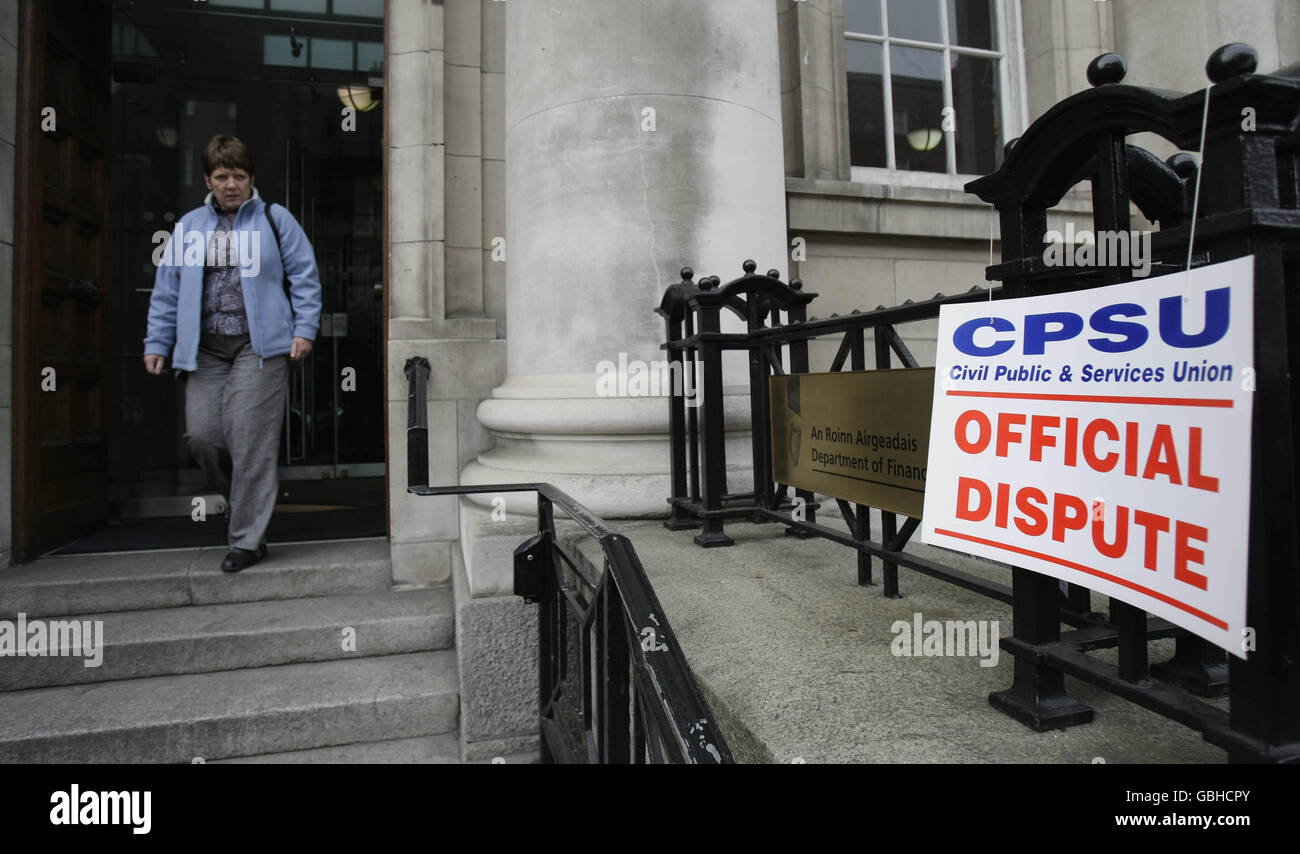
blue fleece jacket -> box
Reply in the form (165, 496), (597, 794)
(143, 188), (323, 371)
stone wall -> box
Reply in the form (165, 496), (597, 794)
(1114, 0), (1300, 161)
(385, 0), (505, 585)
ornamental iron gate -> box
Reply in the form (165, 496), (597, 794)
(660, 45), (1300, 763)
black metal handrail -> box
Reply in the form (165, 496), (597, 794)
(404, 358), (732, 764)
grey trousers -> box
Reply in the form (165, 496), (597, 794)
(183, 332), (288, 551)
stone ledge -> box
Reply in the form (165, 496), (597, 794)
(387, 316), (498, 341)
(787, 176), (1100, 242)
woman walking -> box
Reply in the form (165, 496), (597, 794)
(143, 135), (322, 572)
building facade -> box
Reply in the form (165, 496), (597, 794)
(1, 0), (1297, 756)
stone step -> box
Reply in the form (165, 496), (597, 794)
(209, 735), (539, 764)
(0, 538), (392, 619)
(211, 734), (462, 764)
(0, 588), (453, 691)
(0, 651), (458, 763)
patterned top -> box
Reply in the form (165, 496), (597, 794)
(201, 201), (250, 335)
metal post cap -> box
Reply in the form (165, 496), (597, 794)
(1086, 53), (1127, 87)
(1166, 152), (1198, 180)
(1206, 43), (1257, 82)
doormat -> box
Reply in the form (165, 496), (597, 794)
(49, 507), (387, 555)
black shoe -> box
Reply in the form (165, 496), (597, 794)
(221, 544), (268, 573)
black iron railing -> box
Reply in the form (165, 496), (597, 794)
(660, 265), (1006, 602)
(659, 46), (1300, 762)
(404, 358), (732, 764)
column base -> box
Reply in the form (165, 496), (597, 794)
(465, 378), (755, 519)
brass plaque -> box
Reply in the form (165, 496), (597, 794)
(771, 368), (934, 519)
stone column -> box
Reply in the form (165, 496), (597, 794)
(385, 0), (504, 585)
(461, 0), (789, 517)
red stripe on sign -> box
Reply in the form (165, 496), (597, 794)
(932, 527), (1228, 630)
(945, 390), (1234, 408)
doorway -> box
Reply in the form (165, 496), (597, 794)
(279, 143), (385, 483)
(99, 0), (385, 549)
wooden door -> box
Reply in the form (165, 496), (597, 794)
(12, 0), (111, 561)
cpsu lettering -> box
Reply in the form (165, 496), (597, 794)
(952, 287), (1230, 357)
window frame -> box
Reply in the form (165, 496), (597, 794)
(844, 0), (1029, 186)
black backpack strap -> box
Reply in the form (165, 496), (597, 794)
(264, 202), (292, 301)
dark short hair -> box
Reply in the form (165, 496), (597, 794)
(202, 135), (254, 177)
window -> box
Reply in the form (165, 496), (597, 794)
(263, 36), (384, 73)
(211, 0), (384, 17)
(846, 0), (1016, 177)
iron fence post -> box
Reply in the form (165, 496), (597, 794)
(599, 573), (633, 763)
(693, 281), (733, 547)
(663, 273), (698, 531)
(786, 280), (817, 529)
(990, 569), (1096, 729)
(746, 264), (775, 520)
(536, 493), (557, 764)
(403, 357), (430, 489)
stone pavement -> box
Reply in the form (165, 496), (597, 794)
(580, 514), (1227, 764)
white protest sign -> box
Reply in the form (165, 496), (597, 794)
(922, 256), (1254, 657)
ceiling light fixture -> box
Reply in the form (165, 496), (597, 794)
(338, 85), (379, 112)
(906, 128), (943, 152)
